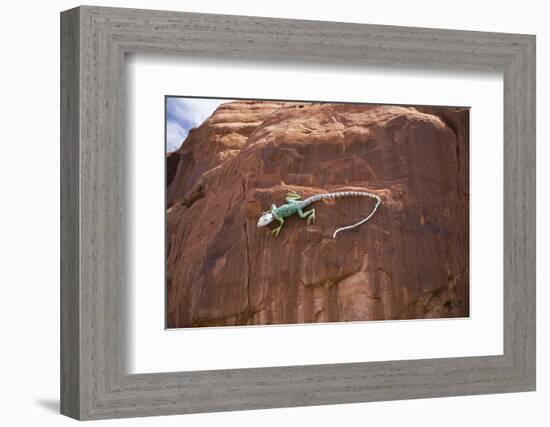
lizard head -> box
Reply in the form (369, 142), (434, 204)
(257, 212), (274, 227)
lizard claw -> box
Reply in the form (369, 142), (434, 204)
(307, 210), (316, 225)
(270, 227), (281, 237)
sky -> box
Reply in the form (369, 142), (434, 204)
(165, 97), (233, 152)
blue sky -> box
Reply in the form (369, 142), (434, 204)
(166, 97), (233, 152)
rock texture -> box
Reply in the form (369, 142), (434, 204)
(166, 101), (469, 328)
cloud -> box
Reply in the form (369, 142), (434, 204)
(166, 97), (232, 152)
(166, 120), (187, 153)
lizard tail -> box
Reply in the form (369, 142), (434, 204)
(301, 191), (381, 238)
(332, 192), (381, 239)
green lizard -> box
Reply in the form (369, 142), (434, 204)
(257, 190), (381, 238)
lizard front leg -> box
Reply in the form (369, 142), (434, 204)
(298, 207), (316, 224)
(261, 204), (277, 215)
(270, 211), (284, 237)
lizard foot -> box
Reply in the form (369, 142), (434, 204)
(270, 226), (282, 237)
(307, 209), (316, 225)
(286, 191), (301, 201)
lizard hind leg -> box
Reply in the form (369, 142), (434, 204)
(298, 207), (316, 224)
(286, 191), (301, 202)
(306, 208), (316, 225)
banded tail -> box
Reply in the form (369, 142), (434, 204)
(302, 191), (381, 238)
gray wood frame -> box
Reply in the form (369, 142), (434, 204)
(60, 5), (536, 420)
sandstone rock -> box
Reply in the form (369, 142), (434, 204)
(166, 101), (469, 328)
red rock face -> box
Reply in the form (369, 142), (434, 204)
(166, 101), (469, 328)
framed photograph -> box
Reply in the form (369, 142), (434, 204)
(61, 6), (536, 420)
(164, 96), (470, 329)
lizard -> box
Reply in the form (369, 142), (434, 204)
(257, 190), (381, 238)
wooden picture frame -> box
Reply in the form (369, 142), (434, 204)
(60, 5), (536, 420)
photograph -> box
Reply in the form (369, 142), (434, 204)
(165, 97), (470, 329)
